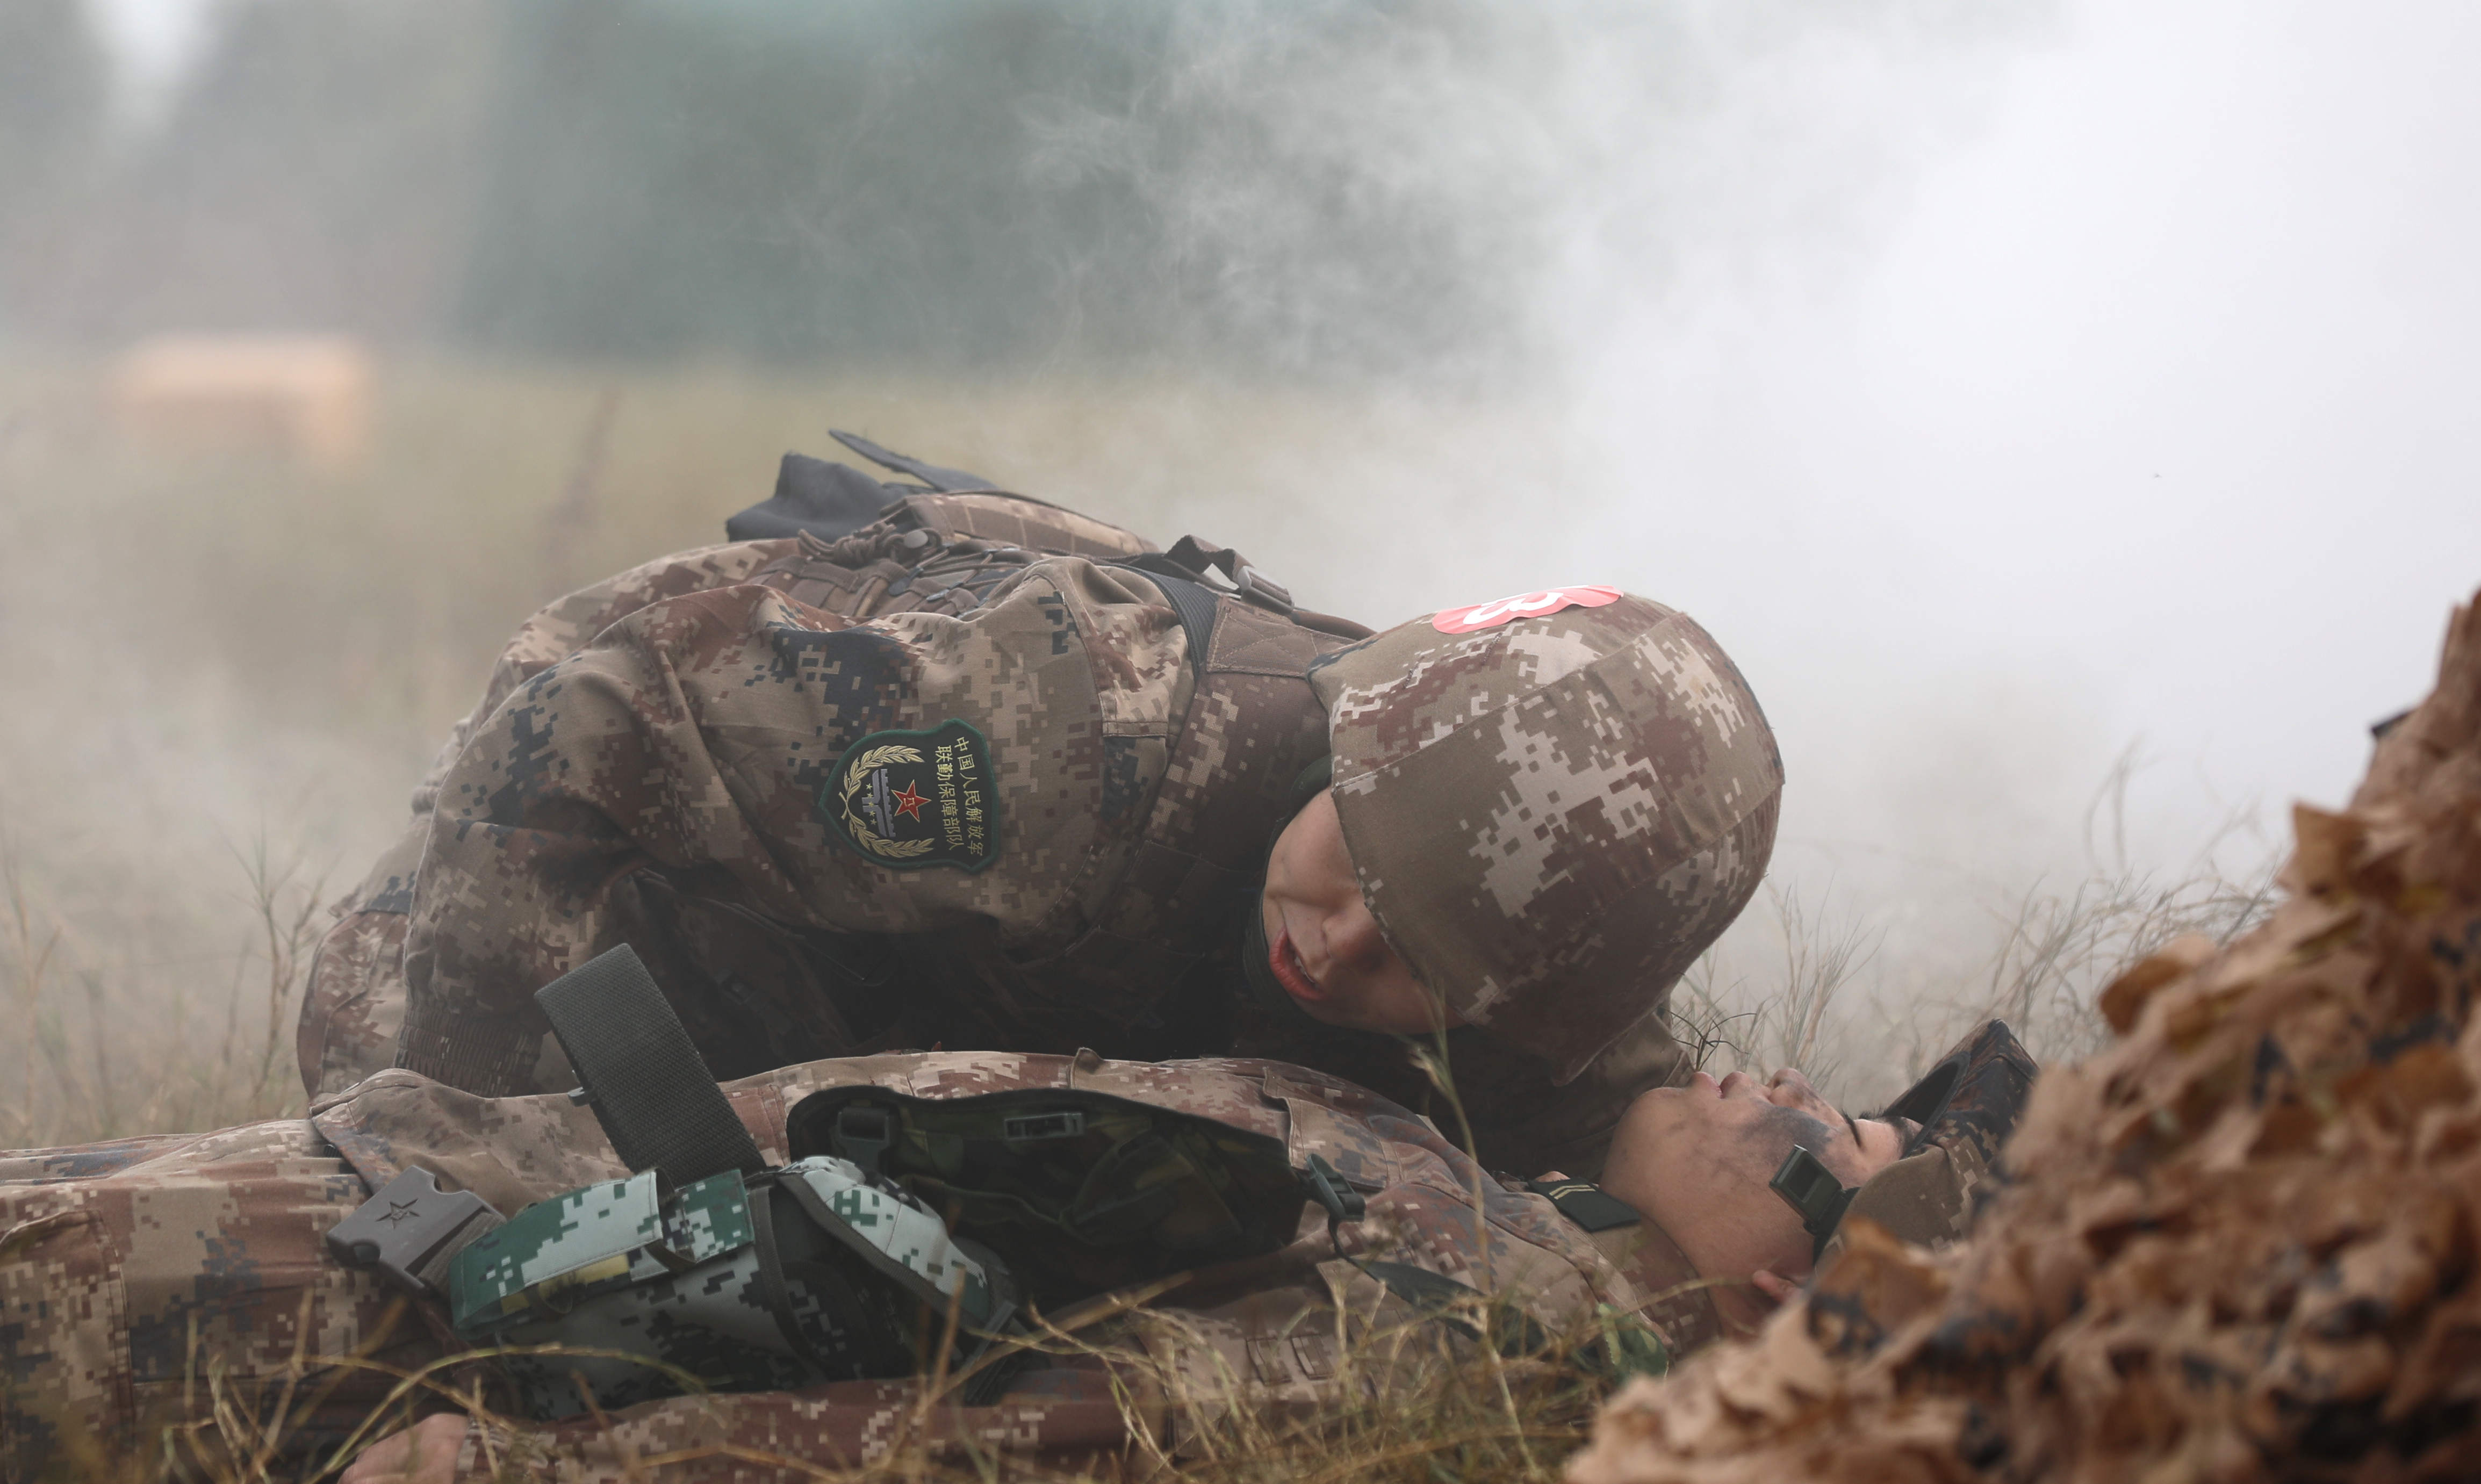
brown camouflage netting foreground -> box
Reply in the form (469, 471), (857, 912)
(1570, 589), (2481, 1484)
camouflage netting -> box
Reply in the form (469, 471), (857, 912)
(1569, 589), (2481, 1484)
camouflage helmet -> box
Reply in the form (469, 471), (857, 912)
(1310, 587), (1782, 1083)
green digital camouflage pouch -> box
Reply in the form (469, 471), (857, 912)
(447, 1156), (1013, 1419)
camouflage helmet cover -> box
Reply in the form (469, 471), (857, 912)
(1312, 592), (1782, 1082)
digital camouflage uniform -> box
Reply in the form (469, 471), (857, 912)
(304, 456), (1782, 1178)
(299, 489), (1168, 1098)
(0, 1050), (1717, 1479)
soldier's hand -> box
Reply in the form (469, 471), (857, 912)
(1749, 1268), (1801, 1304)
(342, 1413), (470, 1484)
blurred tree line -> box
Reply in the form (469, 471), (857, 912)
(0, 0), (111, 335)
(3, 0), (1517, 377)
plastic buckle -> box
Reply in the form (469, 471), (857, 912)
(1768, 1145), (1855, 1260)
(326, 1166), (505, 1299)
(1165, 536), (1294, 615)
(1303, 1154), (1366, 1225)
(833, 1106), (894, 1173)
(956, 1298), (1027, 1406)
(1231, 564), (1293, 614)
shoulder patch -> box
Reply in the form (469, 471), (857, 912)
(819, 719), (999, 872)
(1431, 585), (1621, 635)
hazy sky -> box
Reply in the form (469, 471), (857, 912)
(1554, 0), (2481, 866)
(1844, 0), (2480, 811)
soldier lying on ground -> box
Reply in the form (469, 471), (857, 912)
(301, 435), (1785, 1179)
(0, 1013), (2031, 1482)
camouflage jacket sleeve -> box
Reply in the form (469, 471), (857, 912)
(398, 560), (1192, 1094)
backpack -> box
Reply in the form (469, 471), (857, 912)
(427, 945), (1311, 1420)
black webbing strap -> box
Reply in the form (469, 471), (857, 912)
(534, 944), (766, 1188)
(828, 429), (995, 493)
(1113, 558), (1221, 678)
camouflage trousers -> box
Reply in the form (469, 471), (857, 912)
(0, 1123), (1154, 1480)
(0, 1122), (433, 1476)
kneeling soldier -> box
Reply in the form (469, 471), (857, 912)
(309, 434), (1787, 1183)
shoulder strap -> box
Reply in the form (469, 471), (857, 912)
(1113, 559), (1222, 677)
(1521, 1177), (1643, 1233)
(829, 428), (996, 493)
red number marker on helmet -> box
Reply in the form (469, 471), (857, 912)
(1430, 585), (1622, 635)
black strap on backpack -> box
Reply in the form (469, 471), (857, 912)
(1113, 559), (1221, 678)
(534, 943), (767, 1189)
(829, 429), (996, 493)
(724, 452), (900, 543)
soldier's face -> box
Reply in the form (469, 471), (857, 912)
(1260, 790), (1463, 1034)
(1601, 1068), (1905, 1331)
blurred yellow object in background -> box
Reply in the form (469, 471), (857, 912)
(110, 335), (372, 472)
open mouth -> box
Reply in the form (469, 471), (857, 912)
(1267, 928), (1326, 1004)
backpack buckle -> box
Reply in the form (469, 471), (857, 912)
(327, 1165), (505, 1299)
(1165, 536), (1294, 615)
(1303, 1154), (1365, 1225)
(1231, 564), (1292, 613)
(833, 1106), (894, 1173)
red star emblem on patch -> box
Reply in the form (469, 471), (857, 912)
(888, 780), (930, 822)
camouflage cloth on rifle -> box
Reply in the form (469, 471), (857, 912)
(305, 444), (1781, 1178)
(0, 1050), (1715, 1480)
(1571, 598), (2481, 1484)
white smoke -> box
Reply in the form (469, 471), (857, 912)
(992, 0), (2481, 1096)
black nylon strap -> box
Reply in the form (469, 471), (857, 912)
(828, 429), (995, 493)
(1113, 559), (1221, 676)
(533, 943), (766, 1188)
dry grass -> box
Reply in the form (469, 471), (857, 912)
(1674, 750), (2281, 1107)
(53, 1304), (1629, 1484)
(0, 355), (2286, 1478)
